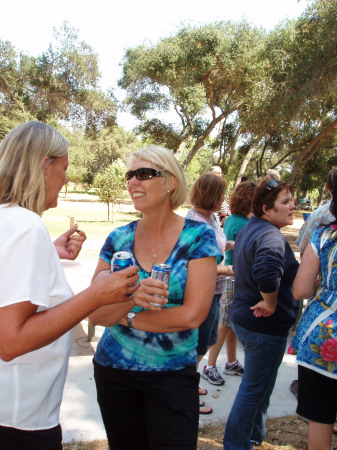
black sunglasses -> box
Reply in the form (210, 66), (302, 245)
(125, 167), (165, 182)
(265, 179), (279, 191)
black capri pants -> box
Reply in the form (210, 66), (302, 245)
(93, 359), (199, 450)
(0, 424), (62, 450)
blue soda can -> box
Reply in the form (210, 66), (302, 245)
(150, 263), (171, 307)
(111, 251), (134, 272)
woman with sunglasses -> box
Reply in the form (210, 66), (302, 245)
(223, 178), (299, 450)
(89, 146), (222, 450)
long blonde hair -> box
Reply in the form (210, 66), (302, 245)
(0, 121), (69, 215)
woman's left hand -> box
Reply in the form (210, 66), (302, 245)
(130, 277), (169, 310)
(54, 225), (87, 260)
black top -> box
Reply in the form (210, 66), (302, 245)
(229, 216), (299, 336)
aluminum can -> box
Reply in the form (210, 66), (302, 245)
(111, 251), (134, 272)
(150, 263), (171, 307)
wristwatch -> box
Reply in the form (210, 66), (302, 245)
(127, 311), (136, 328)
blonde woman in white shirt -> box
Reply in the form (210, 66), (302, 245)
(0, 121), (166, 449)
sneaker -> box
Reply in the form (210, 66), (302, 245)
(224, 360), (244, 376)
(202, 365), (225, 385)
(290, 379), (298, 399)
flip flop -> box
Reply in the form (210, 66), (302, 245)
(199, 401), (213, 415)
(199, 386), (208, 395)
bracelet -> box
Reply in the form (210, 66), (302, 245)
(226, 265), (230, 276)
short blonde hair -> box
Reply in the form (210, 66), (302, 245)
(0, 121), (68, 215)
(127, 146), (187, 209)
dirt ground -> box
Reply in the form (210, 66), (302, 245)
(63, 210), (337, 450)
(196, 415), (337, 449)
(63, 415), (337, 449)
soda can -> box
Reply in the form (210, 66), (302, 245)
(150, 263), (171, 307)
(111, 251), (134, 272)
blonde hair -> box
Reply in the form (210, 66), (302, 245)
(0, 121), (68, 215)
(127, 146), (187, 209)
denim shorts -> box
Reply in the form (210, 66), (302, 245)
(197, 294), (221, 356)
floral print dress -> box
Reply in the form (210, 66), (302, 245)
(290, 225), (337, 379)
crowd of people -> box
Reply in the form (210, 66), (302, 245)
(0, 121), (336, 450)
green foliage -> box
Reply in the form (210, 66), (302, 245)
(1, 2), (337, 192)
(0, 22), (116, 133)
(296, 145), (337, 193)
(93, 159), (127, 221)
(118, 0), (337, 189)
(119, 20), (267, 167)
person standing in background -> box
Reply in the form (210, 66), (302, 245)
(210, 166), (230, 225)
(203, 181), (255, 386)
(186, 173), (228, 413)
(223, 178), (299, 449)
(295, 168), (336, 255)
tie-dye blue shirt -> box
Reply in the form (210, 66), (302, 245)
(94, 218), (222, 372)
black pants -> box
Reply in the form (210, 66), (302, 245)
(0, 424), (62, 450)
(93, 360), (199, 450)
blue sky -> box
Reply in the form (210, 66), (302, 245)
(0, 0), (310, 128)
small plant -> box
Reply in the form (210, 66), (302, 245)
(93, 159), (127, 221)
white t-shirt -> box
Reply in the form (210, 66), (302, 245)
(0, 205), (73, 430)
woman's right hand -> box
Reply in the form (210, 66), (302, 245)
(130, 277), (168, 310)
(91, 265), (140, 308)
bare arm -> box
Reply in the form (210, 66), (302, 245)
(119, 256), (217, 333)
(293, 244), (320, 300)
(217, 264), (234, 276)
(0, 265), (139, 362)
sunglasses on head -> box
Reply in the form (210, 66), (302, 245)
(125, 167), (165, 182)
(265, 179), (279, 191)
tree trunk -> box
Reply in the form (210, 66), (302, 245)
(228, 126), (242, 167)
(318, 184), (326, 206)
(111, 203), (114, 223)
(234, 139), (260, 188)
(289, 118), (337, 185)
(181, 104), (242, 168)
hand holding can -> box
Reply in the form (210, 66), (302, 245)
(111, 251), (134, 272)
(150, 263), (171, 307)
(111, 251), (136, 297)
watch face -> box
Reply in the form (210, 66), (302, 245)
(127, 312), (136, 327)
